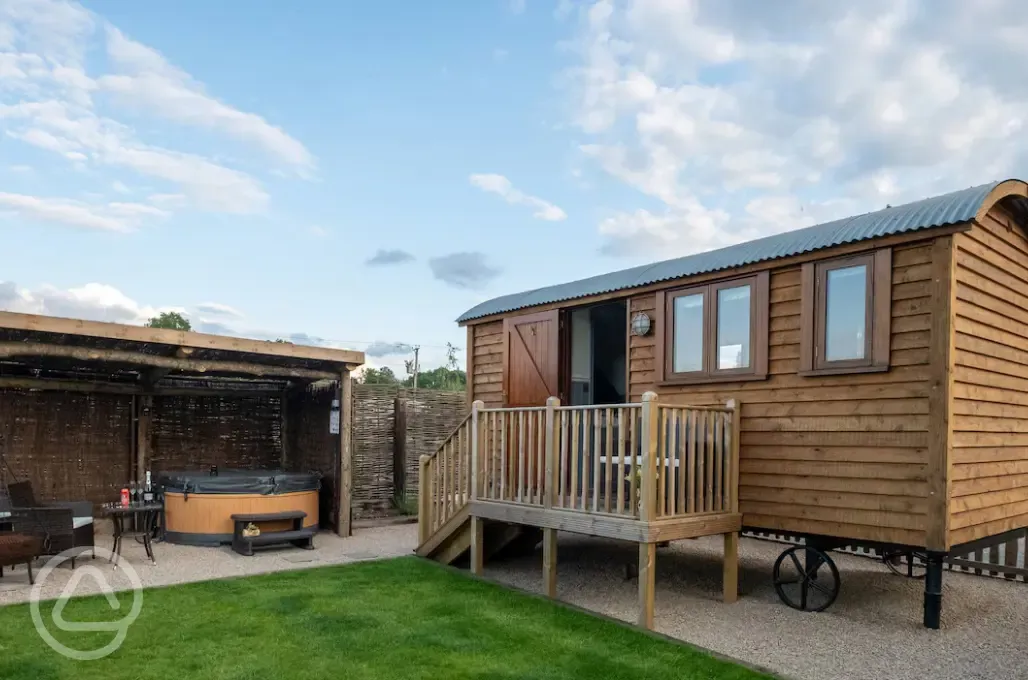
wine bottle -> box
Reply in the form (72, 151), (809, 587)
(143, 470), (154, 504)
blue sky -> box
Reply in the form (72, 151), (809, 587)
(3, 0), (1028, 375)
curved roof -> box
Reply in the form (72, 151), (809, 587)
(458, 179), (1028, 323)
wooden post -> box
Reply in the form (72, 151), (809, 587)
(470, 516), (484, 575)
(136, 395), (152, 483)
(638, 541), (656, 629)
(543, 527), (558, 598)
(471, 400), (484, 500)
(723, 531), (739, 603)
(338, 369), (353, 537)
(543, 396), (559, 508)
(727, 399), (741, 513)
(394, 397), (408, 501)
(418, 455), (431, 545)
(640, 392), (659, 523)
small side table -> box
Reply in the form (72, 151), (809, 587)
(104, 504), (163, 567)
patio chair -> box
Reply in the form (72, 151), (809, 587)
(0, 480), (43, 584)
(7, 481), (95, 566)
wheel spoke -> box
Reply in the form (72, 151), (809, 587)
(774, 577), (802, 586)
(809, 578), (835, 596)
(800, 575), (809, 610)
(788, 550), (804, 575)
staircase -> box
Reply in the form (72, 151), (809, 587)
(416, 413), (536, 564)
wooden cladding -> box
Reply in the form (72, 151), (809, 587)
(950, 204), (1028, 546)
(628, 241), (936, 547)
(799, 249), (892, 375)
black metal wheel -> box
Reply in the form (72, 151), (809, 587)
(772, 545), (841, 612)
(881, 550), (927, 579)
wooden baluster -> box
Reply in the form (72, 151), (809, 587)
(592, 409), (601, 513)
(499, 411), (507, 502)
(676, 408), (686, 516)
(418, 455), (429, 544)
(570, 410), (580, 510)
(696, 410), (705, 514)
(527, 411), (536, 504)
(604, 408), (614, 513)
(581, 410), (590, 510)
(706, 411), (715, 513)
(629, 408), (639, 517)
(686, 409), (696, 514)
(656, 407), (666, 518)
(559, 410), (569, 508)
(713, 412), (722, 512)
(496, 413), (504, 501)
(517, 411), (526, 503)
(617, 408), (626, 515)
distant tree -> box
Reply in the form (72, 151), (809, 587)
(145, 311), (191, 331)
(359, 366), (401, 385)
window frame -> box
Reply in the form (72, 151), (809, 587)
(657, 271), (769, 385)
(800, 248), (892, 376)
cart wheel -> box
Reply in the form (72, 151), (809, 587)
(881, 550), (927, 579)
(772, 545), (840, 612)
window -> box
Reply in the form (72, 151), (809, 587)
(799, 249), (891, 375)
(658, 272), (769, 384)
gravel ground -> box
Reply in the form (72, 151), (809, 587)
(0, 523), (418, 607)
(483, 533), (1028, 680)
(5, 523), (1025, 680)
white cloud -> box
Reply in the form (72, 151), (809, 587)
(469, 173), (567, 221)
(194, 301), (243, 318)
(0, 0), (308, 225)
(98, 27), (314, 174)
(0, 192), (166, 231)
(566, 0), (1028, 257)
(509, 0), (526, 15)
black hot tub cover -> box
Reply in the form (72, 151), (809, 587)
(157, 469), (321, 496)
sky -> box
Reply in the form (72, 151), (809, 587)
(2, 0), (1028, 376)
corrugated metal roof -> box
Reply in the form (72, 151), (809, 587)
(458, 180), (1021, 323)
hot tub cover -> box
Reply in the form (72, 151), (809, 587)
(157, 470), (321, 496)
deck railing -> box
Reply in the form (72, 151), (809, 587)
(418, 412), (472, 544)
(471, 393), (740, 524)
(417, 392), (741, 547)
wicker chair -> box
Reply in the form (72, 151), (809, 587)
(8, 481), (94, 566)
(0, 485), (43, 584)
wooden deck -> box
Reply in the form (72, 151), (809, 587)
(417, 393), (742, 629)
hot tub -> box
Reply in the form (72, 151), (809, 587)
(159, 470), (321, 546)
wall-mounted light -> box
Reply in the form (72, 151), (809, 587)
(630, 312), (652, 337)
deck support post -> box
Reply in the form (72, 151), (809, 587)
(418, 455), (430, 545)
(638, 541), (656, 629)
(470, 516), (484, 576)
(723, 531), (739, 603)
(543, 527), (557, 598)
(923, 551), (945, 629)
(544, 397), (559, 508)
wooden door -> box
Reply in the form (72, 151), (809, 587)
(502, 310), (561, 499)
(503, 310), (561, 407)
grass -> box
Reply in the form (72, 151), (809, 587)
(0, 557), (771, 679)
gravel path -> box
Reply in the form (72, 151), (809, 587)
(484, 533), (1028, 680)
(0, 523), (418, 607)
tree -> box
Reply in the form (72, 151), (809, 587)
(145, 311), (191, 331)
(359, 366), (401, 385)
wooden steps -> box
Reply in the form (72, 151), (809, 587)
(416, 507), (538, 565)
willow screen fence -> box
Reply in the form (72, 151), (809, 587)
(352, 385), (467, 518)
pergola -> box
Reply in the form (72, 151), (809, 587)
(0, 311), (364, 536)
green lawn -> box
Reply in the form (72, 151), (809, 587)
(0, 557), (770, 679)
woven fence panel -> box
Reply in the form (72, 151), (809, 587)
(352, 384), (399, 517)
(149, 395), (282, 474)
(398, 389), (468, 502)
(0, 389), (132, 507)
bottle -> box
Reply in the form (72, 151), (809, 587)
(130, 480), (139, 506)
(143, 470), (154, 504)
(120, 487), (130, 507)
